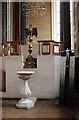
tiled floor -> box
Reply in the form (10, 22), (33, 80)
(1, 99), (78, 119)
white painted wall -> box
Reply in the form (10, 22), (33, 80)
(0, 55), (60, 99)
(0, 44), (61, 99)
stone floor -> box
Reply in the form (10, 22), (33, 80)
(0, 98), (78, 119)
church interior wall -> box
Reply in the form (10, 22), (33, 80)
(29, 2), (51, 41)
(0, 2), (79, 99)
(0, 52), (60, 99)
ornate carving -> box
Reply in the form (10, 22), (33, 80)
(24, 25), (37, 68)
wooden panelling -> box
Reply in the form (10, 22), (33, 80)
(42, 42), (50, 55)
(2, 41), (22, 56)
(2, 70), (6, 92)
(37, 40), (63, 55)
(0, 70), (6, 92)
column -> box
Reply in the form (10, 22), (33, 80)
(7, 0), (10, 42)
(0, 2), (2, 56)
(77, 2), (79, 56)
(19, 2), (21, 42)
(59, 2), (75, 107)
(7, 1), (10, 55)
(2, 2), (7, 43)
(51, 2), (54, 40)
(21, 2), (29, 45)
(21, 3), (26, 44)
(60, 2), (71, 50)
(10, 2), (13, 41)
